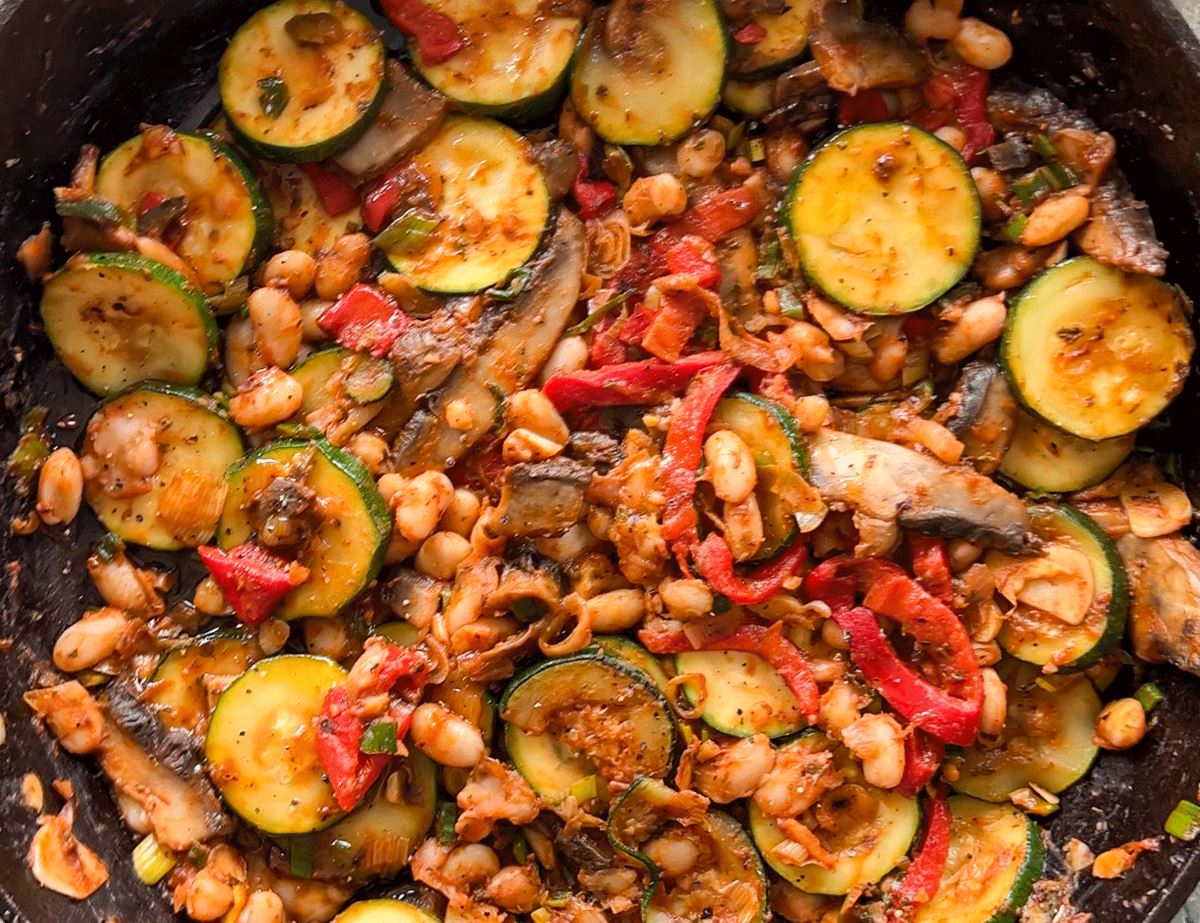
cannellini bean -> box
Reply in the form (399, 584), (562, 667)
(193, 576), (229, 616)
(502, 428), (563, 463)
(934, 294), (1007, 365)
(971, 167), (1010, 222)
(644, 834), (701, 877)
(303, 616), (357, 661)
(951, 17), (1013, 69)
(440, 488), (481, 537)
(53, 607), (129, 672)
(247, 286), (303, 369)
(539, 336), (588, 384)
(444, 398), (475, 432)
(235, 891), (286, 923)
(676, 129), (726, 178)
(905, 0), (963, 41)
(1094, 698), (1147, 750)
(486, 864), (541, 914)
(693, 734), (776, 803)
(410, 702), (487, 767)
(443, 843), (500, 888)
(88, 551), (164, 615)
(314, 232), (371, 300)
(393, 471), (454, 543)
(704, 430), (757, 504)
(37, 447), (83, 525)
(659, 578), (713, 620)
(979, 667), (1008, 736)
(229, 367), (304, 430)
(345, 432), (389, 474)
(841, 713), (906, 789)
(185, 846), (246, 922)
(299, 299), (331, 342)
(584, 588), (645, 632)
(507, 389), (569, 445)
(725, 493), (765, 562)
(224, 316), (262, 388)
(257, 619), (290, 656)
(623, 174), (688, 226)
(1020, 194), (1091, 248)
(262, 250), (317, 300)
(415, 531), (472, 581)
(535, 522), (599, 562)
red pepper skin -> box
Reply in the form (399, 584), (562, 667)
(588, 315), (630, 368)
(299, 163), (359, 217)
(197, 544), (307, 626)
(693, 532), (809, 606)
(733, 21), (767, 44)
(660, 363), (741, 546)
(915, 66), (995, 162)
(897, 730), (945, 797)
(616, 304), (656, 346)
(542, 351), (727, 412)
(318, 283), (410, 358)
(888, 791), (952, 920)
(362, 165), (407, 233)
(379, 0), (465, 65)
(838, 89), (893, 125)
(664, 236), (722, 289)
(572, 164), (618, 220)
(641, 289), (710, 363)
(908, 535), (954, 607)
(668, 186), (760, 242)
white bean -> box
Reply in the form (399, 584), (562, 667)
(345, 432), (388, 474)
(235, 891), (285, 923)
(507, 389), (569, 445)
(676, 129), (726, 178)
(262, 250), (317, 300)
(841, 713), (906, 789)
(904, 0), (963, 41)
(502, 428), (563, 463)
(440, 488), (481, 537)
(442, 843), (500, 888)
(393, 471), (455, 543)
(979, 667), (1008, 736)
(53, 607), (129, 672)
(644, 834), (701, 877)
(658, 578), (713, 620)
(229, 367), (304, 430)
(410, 702), (487, 767)
(1020, 193), (1091, 248)
(623, 174), (688, 226)
(37, 447), (83, 525)
(951, 17), (1013, 69)
(247, 286), (303, 370)
(933, 294), (1007, 365)
(1094, 698), (1147, 750)
(193, 576), (229, 616)
(314, 232), (371, 300)
(415, 531), (472, 581)
(539, 336), (588, 384)
(486, 864), (541, 914)
(584, 588), (645, 633)
(704, 430), (757, 504)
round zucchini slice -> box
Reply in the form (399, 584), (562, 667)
(723, 78), (775, 119)
(219, 0), (386, 162)
(95, 131), (273, 287)
(786, 122), (980, 314)
(749, 734), (920, 895)
(592, 634), (671, 693)
(500, 653), (676, 804)
(217, 439), (391, 619)
(261, 161), (363, 254)
(291, 347), (394, 419)
(310, 752), (437, 881)
(145, 629), (261, 732)
(40, 252), (216, 395)
(411, 1), (582, 120)
(951, 663), (1101, 802)
(82, 384), (245, 550)
(609, 777), (768, 923)
(674, 650), (807, 738)
(333, 899), (440, 923)
(999, 407), (1135, 493)
(1000, 257), (1195, 441)
(383, 116), (550, 294)
(204, 654), (347, 835)
(989, 504), (1129, 671)
(570, 0), (727, 145)
(728, 0), (814, 77)
(910, 796), (1044, 923)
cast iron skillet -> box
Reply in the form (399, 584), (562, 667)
(1, 2), (1199, 921)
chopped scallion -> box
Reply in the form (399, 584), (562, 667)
(132, 833), (176, 885)
(1165, 799), (1200, 841)
(512, 828), (529, 865)
(289, 835), (314, 878)
(1004, 213), (1029, 244)
(373, 209), (438, 254)
(1033, 134), (1058, 160)
(564, 290), (634, 337)
(1135, 682), (1165, 712)
(487, 267), (533, 302)
(437, 801), (458, 845)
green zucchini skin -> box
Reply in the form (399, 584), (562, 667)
(999, 407), (1135, 493)
(674, 650), (808, 739)
(991, 504), (1129, 672)
(727, 0), (814, 78)
(146, 628), (260, 732)
(590, 635), (671, 693)
(39, 252), (217, 395)
(219, 0), (387, 163)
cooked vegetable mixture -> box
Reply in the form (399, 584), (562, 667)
(13, 0), (1200, 921)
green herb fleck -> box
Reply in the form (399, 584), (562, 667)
(437, 801), (458, 845)
(257, 76), (290, 119)
(488, 267), (532, 302)
(564, 290), (634, 338)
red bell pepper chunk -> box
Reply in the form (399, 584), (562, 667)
(667, 186), (761, 243)
(693, 532), (809, 606)
(318, 283), (410, 358)
(299, 163), (359, 218)
(660, 363), (741, 547)
(616, 304), (656, 346)
(379, 0), (465, 65)
(572, 164), (618, 220)
(588, 315), (630, 368)
(641, 289), (711, 363)
(197, 544), (308, 627)
(888, 791), (952, 920)
(664, 236), (722, 289)
(918, 66), (994, 162)
(838, 89), (893, 125)
(362, 164), (406, 233)
(897, 729), (945, 797)
(542, 351), (727, 412)
(733, 22), (768, 44)
(908, 535), (954, 608)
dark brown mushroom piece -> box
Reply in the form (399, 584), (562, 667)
(493, 459), (593, 538)
(940, 361), (1019, 476)
(809, 0), (928, 94)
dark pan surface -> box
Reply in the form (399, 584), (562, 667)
(1, 2), (1199, 921)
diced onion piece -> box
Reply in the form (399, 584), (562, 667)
(28, 804), (109, 899)
(1121, 482), (1193, 538)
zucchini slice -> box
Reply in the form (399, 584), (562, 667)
(82, 384), (244, 550)
(383, 116), (550, 294)
(1000, 257), (1195, 440)
(674, 650), (807, 738)
(410, 1), (582, 120)
(146, 629), (261, 733)
(749, 733), (920, 895)
(786, 123), (980, 314)
(952, 663), (1101, 802)
(40, 252), (216, 395)
(291, 347), (394, 419)
(723, 78), (775, 119)
(910, 796), (1044, 923)
(989, 504), (1129, 671)
(261, 161), (363, 254)
(608, 777), (768, 923)
(709, 392), (823, 559)
(217, 439), (391, 619)
(729, 0), (814, 77)
(999, 407), (1135, 493)
(501, 652), (676, 804)
(592, 634), (671, 693)
(333, 900), (440, 923)
(219, 0), (386, 162)
(310, 752), (436, 881)
(204, 654), (347, 834)
(95, 131), (272, 288)
(570, 0), (727, 145)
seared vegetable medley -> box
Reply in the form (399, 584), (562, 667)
(14, 0), (1200, 921)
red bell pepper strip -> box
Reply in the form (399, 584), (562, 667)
(693, 532), (809, 606)
(362, 164), (407, 233)
(887, 791), (951, 920)
(379, 0), (465, 65)
(641, 289), (711, 363)
(299, 163), (359, 217)
(914, 66), (994, 162)
(640, 620), (819, 721)
(316, 641), (430, 812)
(897, 730), (945, 798)
(318, 283), (410, 358)
(197, 544), (308, 627)
(733, 22), (767, 44)
(663, 236), (722, 289)
(667, 186), (760, 242)
(838, 89), (894, 125)
(908, 535), (954, 608)
(616, 304), (656, 346)
(572, 165), (618, 220)
(660, 363), (741, 546)
(542, 351), (727, 412)
(588, 315), (629, 368)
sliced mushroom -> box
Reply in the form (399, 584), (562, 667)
(385, 567), (445, 629)
(810, 0), (928, 94)
(493, 459), (593, 538)
(1116, 532), (1200, 675)
(28, 802), (109, 900)
(941, 361), (1018, 476)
